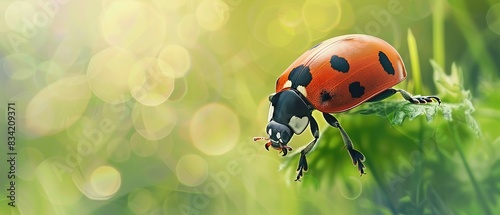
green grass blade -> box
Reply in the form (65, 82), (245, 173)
(433, 0), (445, 69)
(407, 29), (422, 94)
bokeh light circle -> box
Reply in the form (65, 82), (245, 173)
(129, 57), (175, 106)
(37, 159), (82, 205)
(4, 1), (35, 32)
(486, 4), (500, 35)
(196, 0), (229, 31)
(90, 165), (122, 198)
(190, 103), (240, 156)
(130, 132), (158, 157)
(158, 45), (191, 78)
(132, 102), (177, 140)
(25, 75), (91, 136)
(1, 53), (37, 80)
(100, 0), (166, 56)
(302, 0), (341, 32)
(87, 47), (136, 104)
(128, 189), (155, 214)
(176, 154), (209, 186)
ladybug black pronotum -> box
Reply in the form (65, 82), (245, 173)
(254, 34), (441, 181)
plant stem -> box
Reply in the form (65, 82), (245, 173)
(448, 123), (491, 215)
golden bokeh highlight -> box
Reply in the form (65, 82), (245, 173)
(132, 102), (177, 140)
(36, 159), (82, 205)
(129, 57), (175, 106)
(25, 75), (91, 136)
(87, 47), (136, 104)
(2, 53), (37, 80)
(130, 131), (158, 157)
(302, 0), (342, 32)
(158, 45), (191, 78)
(90, 165), (122, 198)
(100, 0), (166, 56)
(196, 0), (229, 31)
(190, 103), (240, 156)
(128, 189), (155, 214)
(176, 154), (209, 186)
(4, 1), (35, 32)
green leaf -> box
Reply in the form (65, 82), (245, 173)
(354, 61), (481, 137)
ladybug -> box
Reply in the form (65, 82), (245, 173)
(254, 34), (440, 181)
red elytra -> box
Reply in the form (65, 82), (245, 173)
(275, 34), (406, 113)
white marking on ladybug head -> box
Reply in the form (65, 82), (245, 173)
(267, 104), (274, 122)
(289, 115), (309, 134)
(284, 80), (292, 89)
(276, 132), (281, 139)
(297, 85), (307, 97)
(268, 128), (272, 136)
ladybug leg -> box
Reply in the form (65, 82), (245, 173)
(368, 89), (441, 104)
(295, 115), (319, 182)
(396, 89), (442, 105)
(323, 113), (366, 176)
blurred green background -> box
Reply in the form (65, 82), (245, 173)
(1, 0), (500, 214)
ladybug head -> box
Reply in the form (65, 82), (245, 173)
(267, 121), (294, 154)
(253, 121), (294, 156)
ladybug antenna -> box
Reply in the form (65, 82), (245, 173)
(253, 137), (269, 142)
(253, 137), (272, 151)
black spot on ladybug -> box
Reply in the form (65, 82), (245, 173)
(309, 42), (322, 50)
(288, 65), (312, 88)
(320, 90), (332, 102)
(378, 51), (395, 75)
(330, 55), (350, 73)
(349, 82), (365, 98)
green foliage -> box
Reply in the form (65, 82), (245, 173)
(355, 60), (480, 136)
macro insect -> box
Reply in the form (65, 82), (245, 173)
(254, 34), (441, 181)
